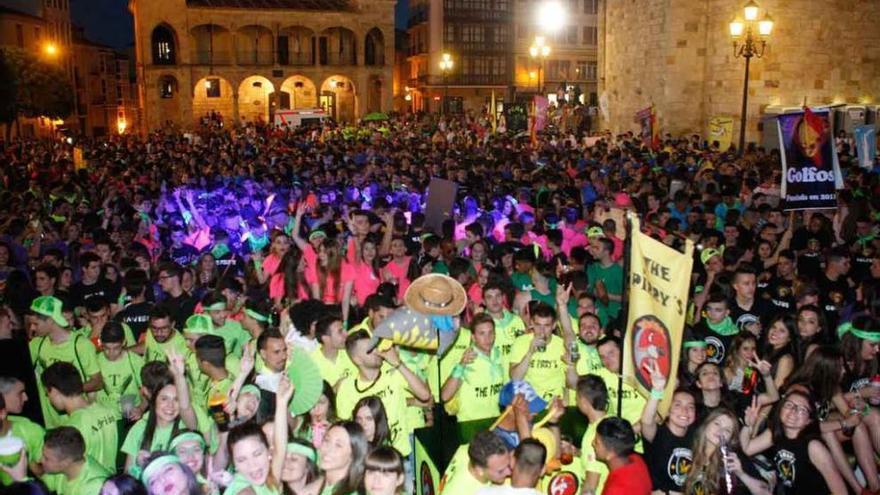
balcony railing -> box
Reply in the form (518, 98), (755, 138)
(321, 52), (356, 66)
(454, 41), (512, 53)
(236, 50), (274, 65)
(280, 52), (314, 66)
(444, 9), (512, 22)
(413, 74), (509, 86)
(190, 50), (232, 65)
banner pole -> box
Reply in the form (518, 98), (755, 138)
(617, 211), (634, 417)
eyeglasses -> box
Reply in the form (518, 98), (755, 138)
(782, 400), (811, 418)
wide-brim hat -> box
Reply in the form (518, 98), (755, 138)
(404, 273), (467, 316)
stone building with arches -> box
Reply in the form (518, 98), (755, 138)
(130, 0), (395, 132)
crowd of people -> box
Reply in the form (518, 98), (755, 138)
(0, 108), (878, 495)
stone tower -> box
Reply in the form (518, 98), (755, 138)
(599, 0), (880, 144)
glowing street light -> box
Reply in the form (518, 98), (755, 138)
(536, 1), (566, 34)
(44, 42), (58, 57)
(729, 0), (773, 155)
(529, 36), (551, 94)
(438, 52), (453, 115)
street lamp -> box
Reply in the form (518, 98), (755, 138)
(529, 36), (551, 94)
(536, 1), (566, 34)
(438, 52), (453, 115)
(730, 0), (772, 155)
(43, 42), (58, 58)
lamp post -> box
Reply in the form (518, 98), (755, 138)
(730, 0), (773, 155)
(529, 36), (551, 95)
(438, 52), (453, 115)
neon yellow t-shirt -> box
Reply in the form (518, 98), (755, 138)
(73, 323), (135, 347)
(121, 411), (217, 459)
(596, 368), (646, 431)
(310, 346), (357, 387)
(29, 333), (100, 428)
(41, 457), (110, 495)
(143, 330), (188, 363)
(65, 401), (119, 471)
(9, 415), (45, 464)
(508, 334), (567, 402)
(567, 342), (604, 406)
(97, 350), (144, 413)
(336, 365), (412, 456)
(214, 319), (252, 358)
(580, 418), (608, 494)
(492, 311), (525, 358)
(400, 348), (434, 429)
(440, 445), (486, 495)
(447, 346), (508, 422)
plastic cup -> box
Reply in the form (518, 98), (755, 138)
(0, 436), (23, 467)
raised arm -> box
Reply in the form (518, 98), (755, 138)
(639, 359), (667, 443)
(272, 375), (295, 482)
(167, 349), (199, 431)
(740, 397), (773, 456)
(380, 346), (431, 402)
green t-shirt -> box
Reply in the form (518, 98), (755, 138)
(440, 445), (485, 495)
(223, 473), (281, 495)
(41, 457), (110, 495)
(8, 415), (45, 464)
(400, 348), (434, 430)
(310, 346), (357, 388)
(29, 334), (100, 428)
(336, 365), (413, 456)
(508, 333), (567, 402)
(65, 402), (119, 471)
(215, 319), (252, 358)
(510, 272), (534, 291)
(586, 262), (624, 319)
(427, 328), (472, 401)
(122, 411), (217, 460)
(492, 311), (526, 358)
(580, 418), (609, 494)
(447, 346), (508, 422)
(143, 330), (189, 363)
(97, 351), (144, 412)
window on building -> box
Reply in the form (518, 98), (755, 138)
(160, 77), (176, 98)
(151, 25), (176, 65)
(15, 24), (23, 48)
(566, 25), (577, 44)
(444, 24), (455, 43)
(101, 79), (107, 97)
(116, 84), (122, 100)
(575, 60), (587, 79)
(584, 0), (598, 14)
(206, 78), (221, 98)
(586, 61), (597, 79)
(583, 25), (597, 45)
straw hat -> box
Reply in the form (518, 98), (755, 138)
(404, 273), (467, 316)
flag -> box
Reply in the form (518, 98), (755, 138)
(854, 125), (877, 169)
(778, 109), (842, 210)
(803, 106), (829, 167)
(490, 90), (497, 134)
(635, 105), (659, 150)
(623, 216), (694, 416)
(707, 116), (734, 151)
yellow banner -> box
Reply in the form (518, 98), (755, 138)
(622, 216), (694, 416)
(708, 116), (734, 152)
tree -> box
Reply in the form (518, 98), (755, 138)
(0, 47), (74, 140)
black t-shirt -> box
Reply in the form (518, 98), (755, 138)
(769, 435), (830, 495)
(114, 301), (154, 342)
(851, 252), (875, 284)
(170, 245), (200, 267)
(816, 273), (853, 330)
(728, 297), (775, 334)
(644, 424), (695, 492)
(69, 278), (120, 308)
(797, 251), (823, 281)
(158, 293), (198, 329)
(214, 252), (244, 278)
(762, 275), (796, 315)
(693, 320), (737, 366)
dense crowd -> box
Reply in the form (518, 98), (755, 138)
(0, 109), (878, 495)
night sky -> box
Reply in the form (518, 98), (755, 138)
(71, 0), (408, 49)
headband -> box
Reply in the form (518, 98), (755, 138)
(683, 340), (708, 349)
(239, 384), (261, 398)
(286, 442), (317, 463)
(205, 302), (227, 312)
(837, 322), (880, 342)
(245, 308), (270, 323)
(308, 230), (327, 241)
(141, 455), (180, 483)
(169, 432), (206, 451)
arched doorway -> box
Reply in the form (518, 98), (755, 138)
(236, 25), (274, 65)
(280, 75), (318, 109)
(151, 24), (177, 65)
(278, 26), (314, 66)
(320, 75), (356, 123)
(364, 28), (385, 66)
(238, 75), (275, 124)
(156, 74), (179, 124)
(318, 27), (356, 66)
(189, 24), (233, 65)
(192, 76), (234, 125)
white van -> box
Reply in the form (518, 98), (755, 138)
(274, 109), (329, 128)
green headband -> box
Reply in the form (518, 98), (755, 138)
(169, 432), (206, 451)
(141, 455), (181, 483)
(205, 302), (227, 312)
(838, 322), (880, 342)
(684, 340), (708, 349)
(239, 384), (261, 398)
(308, 230), (327, 241)
(245, 308), (270, 323)
(286, 442), (317, 463)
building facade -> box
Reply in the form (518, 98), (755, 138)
(72, 28), (139, 137)
(130, 0), (395, 132)
(403, 0), (599, 114)
(600, 0), (880, 144)
(511, 0), (599, 106)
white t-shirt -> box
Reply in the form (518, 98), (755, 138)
(476, 486), (541, 495)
